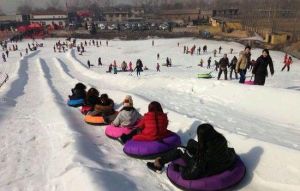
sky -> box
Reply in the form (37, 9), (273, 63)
(0, 0), (134, 15)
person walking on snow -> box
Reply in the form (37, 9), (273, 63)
(217, 54), (229, 80)
(98, 57), (102, 66)
(199, 59), (204, 67)
(230, 48), (233, 54)
(281, 55), (292, 72)
(129, 61), (133, 72)
(252, 49), (274, 86)
(236, 46), (251, 83)
(157, 63), (160, 72)
(87, 60), (91, 68)
(207, 57), (212, 69)
(2, 53), (6, 62)
(157, 53), (160, 60)
(135, 59), (143, 76)
(113, 65), (118, 74)
(229, 56), (238, 80)
(213, 49), (217, 57)
(219, 46), (222, 54)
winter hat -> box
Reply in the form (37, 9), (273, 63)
(123, 95), (133, 107)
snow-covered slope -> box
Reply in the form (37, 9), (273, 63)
(0, 38), (299, 191)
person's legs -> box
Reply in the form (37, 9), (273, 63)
(147, 147), (184, 171)
(239, 70), (246, 83)
(230, 68), (233, 79)
(217, 70), (222, 80)
(288, 65), (290, 72)
(224, 69), (228, 80)
(119, 129), (139, 144)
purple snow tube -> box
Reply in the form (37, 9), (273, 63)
(167, 157), (246, 191)
(123, 132), (181, 159)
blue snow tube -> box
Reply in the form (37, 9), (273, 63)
(67, 99), (84, 107)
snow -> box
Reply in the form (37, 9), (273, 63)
(0, 38), (300, 191)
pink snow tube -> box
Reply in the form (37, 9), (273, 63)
(105, 125), (132, 139)
(245, 80), (254, 85)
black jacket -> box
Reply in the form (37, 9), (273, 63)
(181, 137), (237, 180)
(69, 88), (86, 100)
(230, 57), (238, 69)
(219, 57), (229, 69)
(252, 55), (274, 77)
(85, 95), (100, 107)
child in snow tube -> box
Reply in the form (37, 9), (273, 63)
(67, 82), (87, 107)
(120, 101), (181, 158)
(85, 94), (117, 125)
(69, 82), (86, 100)
(105, 95), (142, 139)
(147, 124), (245, 190)
(81, 88), (100, 115)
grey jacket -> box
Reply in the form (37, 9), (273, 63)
(112, 107), (142, 127)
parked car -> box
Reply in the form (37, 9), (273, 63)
(159, 24), (169, 31)
(98, 23), (106, 30)
(108, 24), (118, 30)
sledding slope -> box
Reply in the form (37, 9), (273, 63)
(0, 38), (299, 191)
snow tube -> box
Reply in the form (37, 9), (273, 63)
(167, 157), (246, 191)
(105, 125), (132, 139)
(197, 73), (213, 79)
(123, 132), (181, 159)
(67, 99), (84, 107)
(84, 115), (105, 125)
(81, 105), (93, 115)
(245, 80), (254, 85)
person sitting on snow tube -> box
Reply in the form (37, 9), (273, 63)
(147, 124), (237, 180)
(69, 82), (86, 100)
(85, 88), (100, 107)
(88, 94), (117, 123)
(82, 87), (100, 114)
(112, 95), (142, 127)
(119, 101), (170, 144)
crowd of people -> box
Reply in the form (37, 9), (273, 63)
(190, 43), (293, 86)
(55, 38), (294, 86)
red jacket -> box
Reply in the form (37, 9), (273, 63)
(133, 112), (170, 141)
(286, 58), (292, 65)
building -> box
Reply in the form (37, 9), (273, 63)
(0, 15), (24, 22)
(103, 11), (130, 22)
(0, 15), (30, 30)
(30, 11), (68, 28)
(212, 9), (239, 19)
(157, 9), (212, 24)
(265, 33), (290, 45)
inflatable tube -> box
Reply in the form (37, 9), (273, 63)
(67, 99), (84, 107)
(81, 105), (93, 115)
(123, 132), (181, 159)
(245, 80), (254, 85)
(167, 157), (246, 191)
(197, 73), (213, 79)
(84, 115), (105, 125)
(105, 125), (132, 139)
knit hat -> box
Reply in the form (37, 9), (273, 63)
(123, 95), (133, 107)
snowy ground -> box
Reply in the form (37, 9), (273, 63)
(0, 38), (299, 191)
